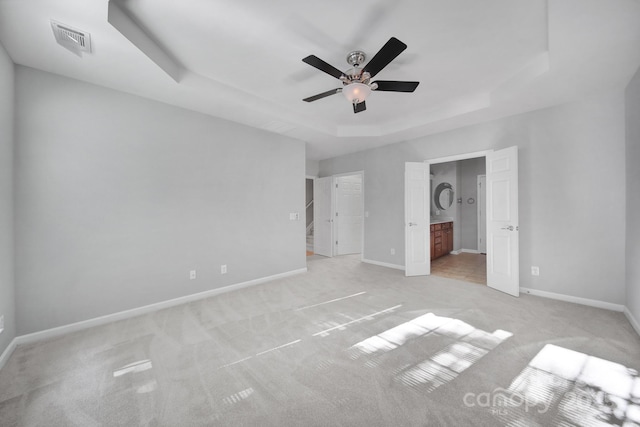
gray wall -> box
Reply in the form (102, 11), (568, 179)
(15, 67), (306, 335)
(458, 158), (486, 251)
(306, 159), (319, 177)
(626, 67), (640, 325)
(320, 91), (626, 304)
(0, 43), (15, 355)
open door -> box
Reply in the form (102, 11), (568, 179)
(313, 177), (334, 257)
(405, 162), (431, 276)
(486, 146), (519, 296)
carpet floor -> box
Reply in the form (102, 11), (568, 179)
(1, 254), (639, 426)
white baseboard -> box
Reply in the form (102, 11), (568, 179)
(624, 307), (640, 337)
(0, 338), (17, 372)
(520, 287), (625, 312)
(13, 267), (307, 347)
(362, 258), (405, 271)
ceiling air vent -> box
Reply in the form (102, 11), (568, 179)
(51, 20), (92, 57)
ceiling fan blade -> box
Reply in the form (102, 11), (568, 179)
(302, 55), (345, 80)
(363, 37), (407, 78)
(373, 80), (420, 92)
(353, 101), (366, 114)
(303, 88), (342, 102)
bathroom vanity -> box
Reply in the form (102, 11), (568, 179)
(430, 220), (453, 260)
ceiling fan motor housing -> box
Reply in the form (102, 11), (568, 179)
(344, 68), (371, 84)
(346, 50), (366, 67)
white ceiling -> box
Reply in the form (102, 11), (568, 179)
(1, 0), (639, 160)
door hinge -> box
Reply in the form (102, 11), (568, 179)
(336, 241), (338, 245)
(335, 212), (338, 216)
(336, 183), (338, 188)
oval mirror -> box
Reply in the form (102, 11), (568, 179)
(434, 182), (454, 211)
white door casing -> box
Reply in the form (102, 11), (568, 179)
(486, 146), (519, 296)
(314, 177), (334, 257)
(405, 162), (431, 276)
(335, 174), (363, 255)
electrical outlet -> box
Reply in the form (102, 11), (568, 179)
(190, 270), (197, 280)
(0, 315), (4, 334)
(221, 265), (227, 274)
(390, 248), (395, 255)
(531, 266), (540, 276)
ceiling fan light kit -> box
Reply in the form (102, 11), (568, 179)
(302, 37), (420, 114)
(342, 82), (371, 104)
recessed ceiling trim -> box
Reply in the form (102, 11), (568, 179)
(107, 0), (182, 82)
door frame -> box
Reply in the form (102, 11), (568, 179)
(425, 149), (493, 267)
(313, 171), (365, 260)
(422, 148), (520, 296)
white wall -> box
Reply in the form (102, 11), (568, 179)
(0, 43), (15, 355)
(14, 67), (306, 335)
(626, 67), (640, 327)
(320, 91), (626, 304)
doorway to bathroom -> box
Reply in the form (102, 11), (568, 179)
(430, 157), (487, 284)
(405, 147), (520, 297)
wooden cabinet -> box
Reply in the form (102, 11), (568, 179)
(430, 222), (453, 260)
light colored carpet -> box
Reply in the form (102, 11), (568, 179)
(1, 254), (639, 426)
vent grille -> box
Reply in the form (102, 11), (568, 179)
(51, 20), (91, 55)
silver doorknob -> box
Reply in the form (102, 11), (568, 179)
(501, 225), (514, 231)
(408, 222), (417, 227)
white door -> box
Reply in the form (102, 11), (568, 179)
(314, 177), (334, 257)
(405, 162), (431, 276)
(486, 146), (519, 296)
(477, 175), (487, 253)
(335, 174), (363, 255)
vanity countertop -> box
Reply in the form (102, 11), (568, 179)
(430, 217), (454, 224)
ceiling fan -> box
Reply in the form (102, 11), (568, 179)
(302, 37), (419, 114)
